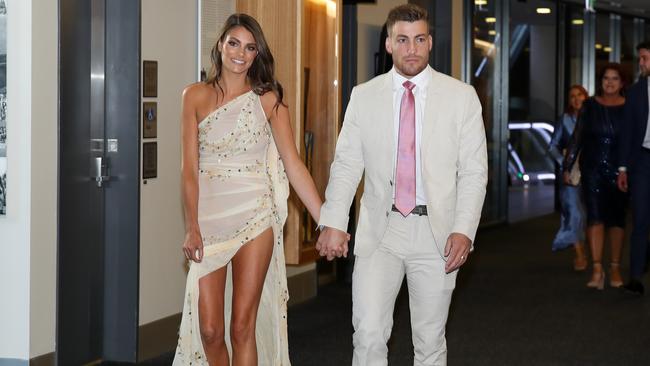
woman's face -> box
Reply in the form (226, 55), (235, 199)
(568, 88), (586, 112)
(601, 68), (623, 96)
(220, 26), (258, 76)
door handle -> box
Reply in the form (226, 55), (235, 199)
(92, 156), (111, 188)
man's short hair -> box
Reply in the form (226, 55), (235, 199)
(386, 4), (429, 37)
(637, 41), (650, 52)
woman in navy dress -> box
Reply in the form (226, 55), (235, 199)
(550, 85), (588, 270)
(564, 63), (628, 289)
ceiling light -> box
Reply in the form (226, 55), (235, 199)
(604, 46), (612, 53)
(488, 30), (496, 35)
(572, 19), (584, 25)
(485, 17), (496, 23)
(475, 0), (487, 5)
(536, 8), (551, 14)
(595, 43), (603, 49)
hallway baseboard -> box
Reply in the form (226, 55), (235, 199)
(287, 267), (317, 306)
(137, 313), (181, 363)
(29, 353), (54, 366)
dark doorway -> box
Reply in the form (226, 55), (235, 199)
(58, 0), (140, 364)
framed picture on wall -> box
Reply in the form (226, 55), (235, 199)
(142, 142), (157, 179)
(142, 102), (157, 138)
(142, 60), (158, 98)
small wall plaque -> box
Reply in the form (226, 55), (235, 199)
(142, 142), (157, 179)
(143, 102), (157, 138)
(143, 60), (158, 98)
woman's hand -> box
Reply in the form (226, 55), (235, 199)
(563, 171), (571, 185)
(183, 230), (204, 263)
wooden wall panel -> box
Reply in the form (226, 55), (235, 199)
(236, 0), (303, 264)
(236, 0), (340, 265)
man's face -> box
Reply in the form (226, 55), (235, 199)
(639, 48), (650, 77)
(385, 20), (432, 77)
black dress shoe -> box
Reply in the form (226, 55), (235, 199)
(621, 280), (645, 295)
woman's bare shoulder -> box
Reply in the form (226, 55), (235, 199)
(259, 90), (287, 118)
(183, 82), (213, 100)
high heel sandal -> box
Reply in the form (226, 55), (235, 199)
(587, 262), (605, 290)
(609, 262), (623, 288)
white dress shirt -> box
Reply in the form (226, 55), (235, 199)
(391, 66), (430, 206)
(644, 76), (650, 149)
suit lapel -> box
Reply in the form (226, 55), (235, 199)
(374, 74), (395, 180)
(422, 68), (442, 158)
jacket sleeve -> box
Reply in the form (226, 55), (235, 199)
(319, 87), (365, 232)
(451, 86), (488, 243)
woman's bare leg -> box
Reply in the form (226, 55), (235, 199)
(608, 226), (625, 287)
(198, 266), (229, 365)
(230, 227), (274, 366)
(587, 224), (605, 288)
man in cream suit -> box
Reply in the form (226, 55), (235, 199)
(316, 4), (487, 366)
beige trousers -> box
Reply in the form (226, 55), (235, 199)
(352, 211), (457, 366)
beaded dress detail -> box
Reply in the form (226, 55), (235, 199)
(173, 91), (290, 365)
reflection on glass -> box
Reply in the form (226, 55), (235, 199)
(595, 13), (611, 82)
(469, 1), (501, 223)
(509, 0), (557, 122)
(621, 16), (635, 84)
(0, 0), (6, 215)
(566, 5), (584, 89)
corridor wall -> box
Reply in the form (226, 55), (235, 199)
(0, 0), (58, 363)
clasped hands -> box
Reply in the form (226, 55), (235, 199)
(316, 226), (351, 261)
(315, 226), (472, 272)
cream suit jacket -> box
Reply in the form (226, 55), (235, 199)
(319, 67), (488, 257)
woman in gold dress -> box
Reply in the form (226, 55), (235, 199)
(173, 14), (325, 365)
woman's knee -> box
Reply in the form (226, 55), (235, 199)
(230, 314), (256, 345)
(200, 324), (226, 346)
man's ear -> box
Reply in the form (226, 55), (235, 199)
(427, 34), (433, 52)
(385, 36), (392, 54)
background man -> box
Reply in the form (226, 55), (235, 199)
(618, 41), (650, 295)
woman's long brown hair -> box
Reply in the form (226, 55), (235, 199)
(206, 13), (284, 110)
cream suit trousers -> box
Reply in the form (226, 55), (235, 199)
(352, 211), (457, 366)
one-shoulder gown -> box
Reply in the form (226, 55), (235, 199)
(173, 91), (291, 365)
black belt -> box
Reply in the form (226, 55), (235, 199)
(391, 204), (428, 216)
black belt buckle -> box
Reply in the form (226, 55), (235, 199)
(391, 204), (428, 216)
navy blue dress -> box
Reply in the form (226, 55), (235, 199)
(550, 113), (585, 250)
(564, 98), (627, 228)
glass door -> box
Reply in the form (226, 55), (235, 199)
(467, 0), (508, 224)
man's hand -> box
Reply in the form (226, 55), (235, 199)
(563, 171), (572, 185)
(444, 232), (472, 273)
(617, 171), (628, 192)
(316, 227), (349, 261)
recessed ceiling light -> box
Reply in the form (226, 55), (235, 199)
(595, 43), (603, 49)
(604, 46), (612, 52)
(536, 8), (551, 14)
(475, 0), (487, 5)
(572, 19), (584, 25)
(485, 17), (496, 23)
(488, 30), (496, 35)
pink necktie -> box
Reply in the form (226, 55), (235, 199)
(395, 80), (416, 216)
